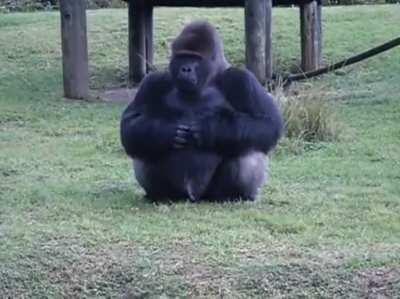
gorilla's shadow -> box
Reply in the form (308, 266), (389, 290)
(142, 194), (254, 205)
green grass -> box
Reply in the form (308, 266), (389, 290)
(1, 5), (400, 298)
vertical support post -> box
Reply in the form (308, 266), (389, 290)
(145, 4), (154, 73)
(60, 0), (89, 99)
(245, 0), (266, 84)
(317, 2), (322, 65)
(128, 0), (146, 86)
(300, 0), (320, 72)
(265, 0), (273, 83)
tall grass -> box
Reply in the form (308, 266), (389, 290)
(274, 84), (344, 143)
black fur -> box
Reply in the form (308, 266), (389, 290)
(120, 21), (283, 202)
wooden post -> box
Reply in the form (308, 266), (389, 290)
(245, 0), (266, 84)
(300, 0), (321, 72)
(145, 4), (154, 73)
(128, 0), (146, 86)
(265, 0), (273, 82)
(60, 0), (89, 99)
(317, 2), (322, 65)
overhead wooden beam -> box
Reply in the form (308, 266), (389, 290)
(59, 0), (89, 99)
(128, 0), (146, 86)
(300, 0), (321, 71)
(245, 0), (267, 84)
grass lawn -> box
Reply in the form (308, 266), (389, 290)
(1, 5), (400, 298)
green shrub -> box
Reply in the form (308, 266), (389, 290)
(0, 0), (126, 12)
(0, 0), (398, 13)
(274, 86), (344, 143)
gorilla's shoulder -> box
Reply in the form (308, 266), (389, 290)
(217, 67), (258, 93)
(220, 67), (256, 83)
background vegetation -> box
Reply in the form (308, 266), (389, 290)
(0, 0), (126, 12)
(0, 0), (399, 12)
(0, 4), (399, 298)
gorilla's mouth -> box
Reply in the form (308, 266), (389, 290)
(176, 77), (198, 93)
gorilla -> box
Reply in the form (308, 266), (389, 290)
(120, 21), (283, 202)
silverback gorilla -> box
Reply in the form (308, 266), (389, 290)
(120, 21), (283, 202)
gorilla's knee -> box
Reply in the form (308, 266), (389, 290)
(235, 152), (267, 199)
(205, 152), (267, 201)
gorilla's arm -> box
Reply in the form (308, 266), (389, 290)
(120, 73), (178, 160)
(199, 68), (284, 155)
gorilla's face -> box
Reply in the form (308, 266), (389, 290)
(169, 54), (211, 94)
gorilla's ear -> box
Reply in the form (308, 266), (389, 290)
(171, 21), (230, 71)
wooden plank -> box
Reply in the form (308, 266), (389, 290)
(145, 4), (154, 72)
(265, 0), (273, 82)
(245, 0), (267, 84)
(59, 0), (89, 99)
(128, 0), (146, 86)
(300, 0), (320, 71)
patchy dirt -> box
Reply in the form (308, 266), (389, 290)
(2, 236), (400, 298)
(357, 267), (400, 299)
(98, 88), (137, 104)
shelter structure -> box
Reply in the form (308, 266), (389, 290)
(60, 0), (322, 99)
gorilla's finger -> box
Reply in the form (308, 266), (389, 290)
(177, 124), (191, 131)
(185, 124), (202, 147)
(174, 136), (188, 145)
(176, 129), (190, 138)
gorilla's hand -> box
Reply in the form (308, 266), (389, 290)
(187, 122), (202, 148)
(189, 108), (237, 151)
(173, 124), (190, 149)
(173, 121), (206, 149)
(173, 124), (197, 149)
(189, 117), (216, 150)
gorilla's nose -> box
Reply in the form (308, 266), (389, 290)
(180, 66), (192, 73)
